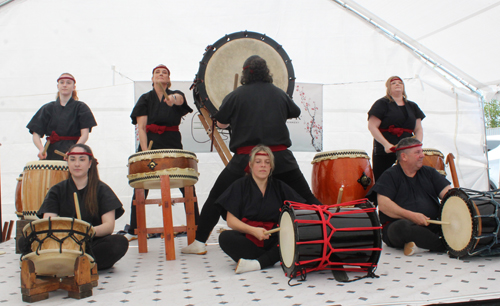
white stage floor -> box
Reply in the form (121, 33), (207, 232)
(1, 226), (500, 306)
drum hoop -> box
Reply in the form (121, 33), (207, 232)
(192, 30), (295, 115)
(23, 162), (69, 172)
(128, 150), (198, 163)
(127, 169), (199, 185)
(279, 205), (299, 273)
(422, 148), (444, 157)
(312, 150), (369, 164)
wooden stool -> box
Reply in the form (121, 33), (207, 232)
(20, 255), (98, 302)
(134, 175), (196, 260)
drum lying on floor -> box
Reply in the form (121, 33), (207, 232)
(440, 188), (500, 258)
(279, 199), (382, 279)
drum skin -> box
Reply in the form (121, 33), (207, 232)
(21, 161), (69, 219)
(279, 201), (382, 278)
(423, 148), (446, 176)
(127, 149), (199, 189)
(311, 150), (374, 205)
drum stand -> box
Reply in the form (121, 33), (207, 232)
(20, 255), (98, 302)
(134, 175), (197, 260)
(198, 107), (232, 166)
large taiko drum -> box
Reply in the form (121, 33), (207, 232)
(311, 150), (374, 205)
(279, 200), (382, 279)
(440, 188), (500, 258)
(423, 148), (446, 176)
(22, 217), (95, 277)
(127, 149), (199, 189)
(21, 161), (69, 219)
(192, 30), (295, 115)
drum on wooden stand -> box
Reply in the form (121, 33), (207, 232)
(423, 148), (446, 176)
(279, 199), (382, 281)
(311, 150), (374, 205)
(15, 173), (23, 218)
(127, 149), (199, 189)
(440, 188), (500, 258)
(22, 217), (95, 277)
(21, 161), (69, 219)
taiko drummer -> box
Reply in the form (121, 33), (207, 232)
(124, 64), (199, 240)
(367, 137), (451, 256)
(217, 146), (304, 274)
(27, 73), (97, 160)
(21, 144), (128, 270)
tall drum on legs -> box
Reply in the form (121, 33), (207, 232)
(311, 150), (374, 205)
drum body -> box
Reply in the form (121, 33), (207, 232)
(311, 150), (374, 205)
(279, 200), (382, 278)
(440, 188), (500, 258)
(15, 174), (23, 218)
(22, 217), (95, 277)
(128, 149), (199, 189)
(423, 148), (446, 176)
(21, 161), (69, 219)
(192, 31), (295, 115)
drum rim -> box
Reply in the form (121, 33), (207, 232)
(279, 205), (299, 276)
(128, 149), (198, 163)
(192, 30), (295, 115)
(22, 217), (94, 236)
(312, 150), (370, 163)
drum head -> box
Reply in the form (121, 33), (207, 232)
(193, 31), (295, 115)
(279, 210), (296, 270)
(21, 250), (95, 277)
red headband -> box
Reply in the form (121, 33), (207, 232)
(67, 151), (93, 157)
(390, 143), (422, 153)
(153, 65), (170, 75)
(390, 77), (402, 83)
(57, 76), (76, 83)
(255, 152), (268, 156)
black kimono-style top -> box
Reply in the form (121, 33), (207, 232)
(368, 97), (425, 155)
(27, 98), (97, 160)
(130, 89), (192, 151)
(37, 178), (124, 227)
(214, 82), (301, 175)
(216, 175), (305, 223)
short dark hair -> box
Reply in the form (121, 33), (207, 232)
(240, 55), (273, 85)
(395, 137), (422, 161)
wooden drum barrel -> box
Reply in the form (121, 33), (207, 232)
(423, 148), (446, 176)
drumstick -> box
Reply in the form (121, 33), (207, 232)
(54, 150), (68, 159)
(263, 228), (280, 235)
(234, 73), (239, 90)
(157, 82), (171, 105)
(42, 140), (50, 156)
(427, 220), (450, 225)
(73, 192), (82, 220)
(336, 186), (344, 204)
(148, 140), (153, 150)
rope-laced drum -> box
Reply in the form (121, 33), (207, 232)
(311, 150), (374, 205)
(279, 199), (382, 282)
(423, 148), (446, 176)
(22, 217), (95, 277)
(191, 30), (295, 115)
(20, 161), (69, 219)
(127, 149), (199, 189)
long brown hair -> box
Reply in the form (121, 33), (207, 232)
(241, 55), (273, 85)
(68, 144), (99, 216)
(385, 75), (407, 102)
(56, 73), (79, 100)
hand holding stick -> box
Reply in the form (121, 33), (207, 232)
(41, 140), (50, 158)
(426, 220), (450, 225)
(73, 192), (82, 220)
(54, 150), (68, 159)
(263, 228), (280, 235)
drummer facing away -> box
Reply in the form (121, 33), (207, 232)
(367, 137), (451, 256)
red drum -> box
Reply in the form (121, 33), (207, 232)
(311, 150), (374, 205)
(127, 149), (199, 189)
(279, 200), (382, 279)
(192, 31), (295, 115)
(423, 148), (446, 176)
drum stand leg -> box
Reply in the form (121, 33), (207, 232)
(134, 188), (148, 253)
(20, 256), (98, 302)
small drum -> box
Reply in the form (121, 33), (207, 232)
(22, 217), (95, 277)
(440, 188), (500, 258)
(21, 161), (69, 219)
(127, 149), (199, 189)
(192, 31), (295, 115)
(279, 200), (382, 279)
(423, 148), (446, 176)
(311, 150), (374, 205)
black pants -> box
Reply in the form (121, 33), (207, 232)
(195, 167), (321, 242)
(18, 234), (129, 270)
(372, 152), (397, 182)
(383, 219), (446, 252)
(219, 230), (279, 269)
(128, 187), (200, 235)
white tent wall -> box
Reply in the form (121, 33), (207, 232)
(0, 0), (489, 228)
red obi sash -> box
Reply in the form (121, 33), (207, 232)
(379, 125), (413, 137)
(241, 218), (276, 247)
(236, 145), (287, 155)
(47, 131), (79, 143)
(146, 124), (179, 134)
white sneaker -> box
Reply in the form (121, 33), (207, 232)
(181, 240), (207, 255)
(235, 259), (260, 274)
(124, 233), (137, 241)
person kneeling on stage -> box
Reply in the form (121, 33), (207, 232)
(35, 144), (129, 270)
(368, 137), (451, 256)
(217, 145), (305, 274)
